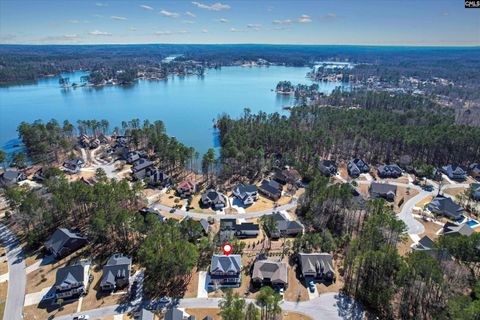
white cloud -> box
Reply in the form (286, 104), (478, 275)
(217, 18), (229, 23)
(140, 5), (154, 11)
(298, 14), (311, 23)
(230, 27), (245, 32)
(111, 16), (127, 20)
(129, 27), (137, 31)
(322, 13), (337, 20)
(185, 11), (196, 17)
(201, 28), (208, 33)
(182, 20), (196, 24)
(272, 19), (292, 25)
(160, 9), (179, 18)
(154, 30), (189, 36)
(88, 30), (112, 36)
(191, 2), (230, 11)
(95, 2), (108, 7)
(67, 19), (80, 24)
(247, 23), (261, 29)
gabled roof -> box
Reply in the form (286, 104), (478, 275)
(2, 170), (24, 181)
(378, 164), (402, 175)
(259, 179), (282, 195)
(299, 253), (334, 276)
(132, 159), (153, 173)
(100, 254), (132, 287)
(348, 159), (369, 175)
(55, 264), (85, 287)
(442, 164), (466, 177)
(200, 219), (209, 233)
(210, 254), (242, 273)
(417, 235), (435, 249)
(370, 182), (397, 195)
(233, 184), (258, 199)
(252, 260), (288, 284)
(443, 222), (474, 237)
(272, 212), (303, 233)
(45, 228), (87, 255)
(178, 179), (195, 191)
(201, 189), (227, 205)
(165, 308), (188, 320)
(429, 196), (464, 219)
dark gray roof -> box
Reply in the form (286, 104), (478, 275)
(233, 184), (258, 199)
(272, 212), (303, 233)
(429, 196), (464, 220)
(299, 253), (334, 276)
(442, 164), (466, 178)
(2, 170), (23, 181)
(55, 264), (85, 287)
(165, 308), (185, 320)
(417, 235), (435, 249)
(348, 159), (369, 175)
(260, 179), (282, 195)
(44, 228), (87, 255)
(132, 159), (154, 173)
(370, 182), (397, 195)
(443, 222), (474, 237)
(139, 308), (154, 320)
(201, 189), (227, 205)
(210, 254), (242, 273)
(378, 164), (402, 176)
(100, 254), (132, 287)
(199, 219), (209, 233)
(252, 260), (288, 284)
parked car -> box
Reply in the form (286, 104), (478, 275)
(308, 281), (315, 293)
(278, 288), (284, 296)
(158, 297), (171, 304)
(422, 185), (434, 192)
(73, 315), (90, 320)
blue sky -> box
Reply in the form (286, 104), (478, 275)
(1, 0), (479, 46)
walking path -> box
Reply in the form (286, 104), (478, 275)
(0, 223), (26, 320)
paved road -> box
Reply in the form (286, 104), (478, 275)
(0, 223), (26, 320)
(56, 293), (363, 320)
(152, 199), (298, 221)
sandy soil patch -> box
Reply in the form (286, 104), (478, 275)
(283, 311), (313, 320)
(183, 268), (199, 298)
(284, 263), (308, 302)
(315, 260), (344, 295)
(444, 187), (468, 198)
(159, 191), (185, 209)
(357, 184), (370, 197)
(80, 265), (128, 312)
(415, 218), (443, 240)
(394, 187), (419, 213)
(384, 176), (410, 184)
(398, 238), (414, 256)
(0, 281), (7, 320)
(23, 300), (79, 320)
(416, 195), (434, 209)
(185, 308), (220, 320)
(0, 247), (8, 276)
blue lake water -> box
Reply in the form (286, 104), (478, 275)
(0, 66), (345, 156)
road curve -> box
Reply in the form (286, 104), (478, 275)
(56, 293), (363, 320)
(0, 223), (26, 320)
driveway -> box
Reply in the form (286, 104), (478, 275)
(0, 223), (26, 320)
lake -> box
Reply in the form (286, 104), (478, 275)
(0, 66), (346, 156)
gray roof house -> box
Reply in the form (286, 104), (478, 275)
(209, 254), (242, 288)
(412, 235), (452, 261)
(441, 164), (467, 181)
(126, 151), (141, 164)
(347, 159), (370, 178)
(132, 159), (154, 173)
(100, 254), (132, 291)
(0, 170), (27, 187)
(138, 308), (155, 320)
(269, 212), (304, 239)
(63, 158), (85, 175)
(54, 263), (87, 300)
(201, 189), (228, 210)
(232, 184), (258, 206)
(442, 222), (474, 237)
(273, 167), (302, 185)
(299, 253), (335, 281)
(319, 160), (338, 177)
(428, 196), (464, 220)
(165, 308), (195, 320)
(377, 164), (402, 178)
(44, 228), (88, 259)
(252, 260), (288, 288)
(220, 219), (259, 241)
(369, 182), (397, 202)
(259, 179), (283, 201)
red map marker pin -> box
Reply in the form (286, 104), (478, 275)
(222, 243), (232, 256)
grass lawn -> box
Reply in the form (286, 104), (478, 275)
(23, 299), (79, 320)
(183, 268), (199, 298)
(0, 281), (7, 320)
(186, 308), (220, 320)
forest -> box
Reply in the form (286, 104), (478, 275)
(216, 90), (480, 181)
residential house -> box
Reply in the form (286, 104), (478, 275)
(347, 159), (370, 178)
(298, 253), (335, 281)
(32, 167), (46, 182)
(441, 164), (467, 181)
(412, 235), (452, 261)
(126, 151), (141, 164)
(442, 222), (474, 237)
(98, 134), (111, 144)
(0, 170), (27, 187)
(63, 158), (85, 174)
(209, 254), (242, 288)
(220, 219), (259, 241)
(369, 182), (397, 202)
(273, 166), (302, 185)
(139, 207), (165, 224)
(318, 160), (338, 177)
(232, 184), (258, 206)
(377, 164), (403, 179)
(138, 308), (155, 320)
(79, 134), (90, 148)
(147, 168), (172, 188)
(259, 179), (283, 201)
(44, 228), (88, 259)
(252, 259), (288, 288)
(269, 212), (304, 239)
(177, 179), (196, 198)
(428, 196), (464, 220)
(471, 183), (480, 201)
(132, 159), (154, 174)
(90, 138), (100, 149)
(470, 163), (480, 179)
(54, 263), (87, 300)
(100, 253), (132, 291)
(165, 308), (195, 320)
(199, 219), (210, 235)
(201, 189), (228, 210)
